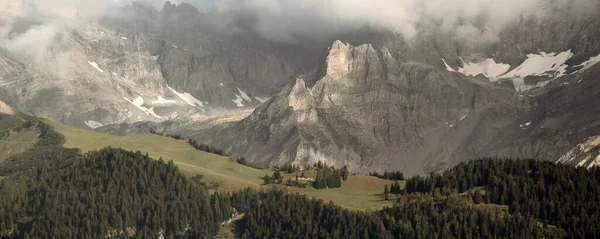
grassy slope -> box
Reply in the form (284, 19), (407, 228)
(46, 118), (398, 211)
(0, 114), (38, 163)
(272, 175), (404, 211)
(47, 118), (268, 192)
(0, 114), (24, 132)
(0, 130), (39, 163)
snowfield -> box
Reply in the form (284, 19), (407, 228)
(237, 88), (252, 102)
(442, 59), (456, 72)
(232, 88), (253, 107)
(167, 85), (203, 107)
(233, 94), (245, 107)
(88, 61), (104, 73)
(443, 50), (575, 92)
(499, 50), (573, 79)
(123, 96), (162, 119)
(574, 53), (600, 73)
(84, 120), (104, 129)
(254, 96), (269, 103)
(152, 96), (177, 105)
(458, 58), (510, 78)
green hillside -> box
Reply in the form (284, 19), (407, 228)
(0, 114), (38, 163)
(45, 118), (397, 211)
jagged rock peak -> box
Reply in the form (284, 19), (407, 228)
(319, 40), (388, 87)
(326, 40), (377, 76)
(288, 78), (311, 111)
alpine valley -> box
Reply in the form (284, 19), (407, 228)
(1, 0), (600, 238)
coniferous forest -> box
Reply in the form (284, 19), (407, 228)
(0, 118), (599, 238)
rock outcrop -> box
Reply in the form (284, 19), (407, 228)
(0, 19), (168, 128)
(186, 41), (534, 175)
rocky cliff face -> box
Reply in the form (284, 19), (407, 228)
(105, 2), (303, 109)
(0, 18), (170, 128)
(4, 1), (600, 174)
(488, 62), (600, 170)
(0, 1), (307, 128)
(185, 41), (537, 175)
(173, 34), (600, 175)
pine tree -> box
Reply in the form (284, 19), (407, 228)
(384, 185), (390, 200)
(263, 175), (272, 185)
(341, 166), (349, 181)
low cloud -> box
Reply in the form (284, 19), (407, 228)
(1, 20), (72, 78)
(0, 0), (597, 76)
(211, 0), (598, 43)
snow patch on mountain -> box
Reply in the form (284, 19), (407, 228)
(458, 58), (510, 78)
(237, 88), (252, 102)
(88, 61), (104, 73)
(511, 78), (551, 92)
(123, 96), (162, 119)
(519, 120), (532, 129)
(233, 95), (245, 107)
(84, 120), (104, 129)
(254, 96), (269, 103)
(574, 53), (600, 72)
(152, 96), (176, 105)
(443, 51), (574, 92)
(442, 59), (456, 72)
(500, 50), (573, 79)
(167, 85), (203, 107)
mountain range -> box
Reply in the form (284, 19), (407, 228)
(1, 0), (600, 175)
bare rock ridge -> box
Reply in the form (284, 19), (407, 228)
(2, 1), (600, 174)
(0, 1), (307, 128)
(0, 21), (168, 128)
(111, 1), (302, 109)
(189, 41), (533, 175)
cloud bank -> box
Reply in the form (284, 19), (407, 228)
(211, 0), (598, 42)
(0, 0), (597, 77)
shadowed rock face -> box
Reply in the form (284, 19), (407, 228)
(0, 21), (167, 128)
(184, 39), (600, 175)
(106, 1), (303, 109)
(186, 41), (534, 175)
(489, 63), (600, 170)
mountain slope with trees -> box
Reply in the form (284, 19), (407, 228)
(0, 117), (599, 238)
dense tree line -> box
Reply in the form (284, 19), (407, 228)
(370, 171), (405, 181)
(227, 188), (562, 239)
(277, 163), (299, 173)
(404, 158), (600, 238)
(383, 181), (405, 200)
(314, 167), (343, 189)
(263, 170), (283, 184)
(187, 139), (228, 156)
(0, 147), (233, 238)
(0, 118), (598, 238)
(149, 130), (230, 157)
(378, 194), (562, 238)
(0, 121), (233, 238)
